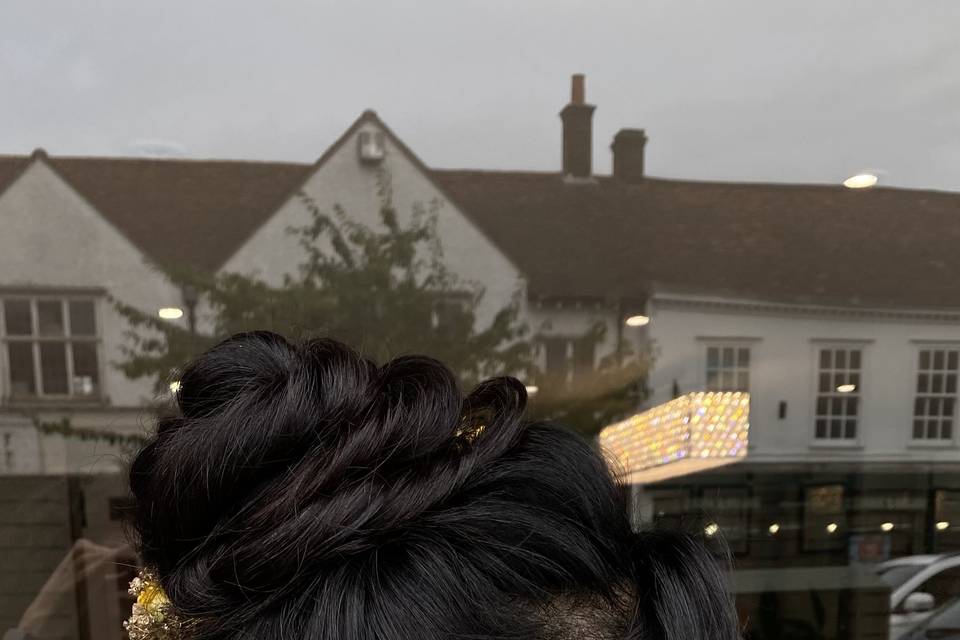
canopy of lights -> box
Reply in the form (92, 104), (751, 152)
(598, 391), (750, 484)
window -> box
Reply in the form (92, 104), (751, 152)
(913, 348), (958, 442)
(543, 337), (569, 379)
(542, 336), (595, 385)
(1, 432), (13, 471)
(430, 295), (472, 340)
(814, 347), (862, 441)
(705, 344), (750, 391)
(935, 490), (960, 552)
(803, 484), (846, 551)
(357, 130), (386, 163)
(698, 486), (750, 554)
(651, 489), (691, 531)
(1, 296), (101, 400)
(571, 338), (594, 380)
(895, 565), (960, 613)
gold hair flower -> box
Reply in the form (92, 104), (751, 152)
(453, 422), (487, 450)
(124, 568), (188, 639)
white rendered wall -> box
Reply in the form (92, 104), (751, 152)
(0, 160), (181, 472)
(222, 119), (525, 331)
(647, 295), (960, 465)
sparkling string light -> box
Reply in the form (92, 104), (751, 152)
(598, 392), (750, 484)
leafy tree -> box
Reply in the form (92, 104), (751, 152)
(529, 322), (653, 433)
(114, 173), (650, 435)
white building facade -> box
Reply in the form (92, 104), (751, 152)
(647, 293), (960, 463)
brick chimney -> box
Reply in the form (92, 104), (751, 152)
(560, 74), (595, 179)
(611, 129), (648, 183)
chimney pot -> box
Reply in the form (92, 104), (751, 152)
(560, 74), (595, 178)
(571, 74), (586, 105)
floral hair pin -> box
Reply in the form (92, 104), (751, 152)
(124, 568), (189, 640)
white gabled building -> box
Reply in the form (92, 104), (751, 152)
(0, 110), (530, 478)
(221, 110), (525, 331)
(0, 150), (185, 475)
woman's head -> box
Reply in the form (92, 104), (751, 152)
(129, 331), (739, 639)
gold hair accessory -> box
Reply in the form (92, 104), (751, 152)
(124, 568), (188, 639)
(455, 421), (486, 446)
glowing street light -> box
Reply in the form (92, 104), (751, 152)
(158, 307), (184, 320)
(625, 315), (650, 327)
(843, 173), (878, 189)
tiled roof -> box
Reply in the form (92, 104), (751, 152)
(434, 170), (960, 309)
(0, 155), (31, 196)
(51, 156), (311, 271)
(3, 127), (960, 309)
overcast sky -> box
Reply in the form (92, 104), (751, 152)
(3, 1), (958, 191)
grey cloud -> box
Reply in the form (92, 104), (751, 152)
(1, 0), (957, 190)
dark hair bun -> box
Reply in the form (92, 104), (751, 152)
(129, 331), (738, 640)
(129, 332), (559, 636)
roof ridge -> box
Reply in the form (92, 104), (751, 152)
(0, 151), (315, 169)
(431, 168), (562, 176)
(50, 155), (313, 167)
(431, 167), (960, 195)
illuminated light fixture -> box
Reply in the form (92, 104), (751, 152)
(826, 522), (839, 534)
(836, 384), (857, 393)
(881, 522), (895, 532)
(525, 385), (539, 396)
(937, 521), (951, 531)
(169, 380), (181, 394)
(625, 314), (650, 327)
(843, 173), (878, 189)
(704, 522), (720, 537)
(598, 391), (750, 484)
(158, 307), (184, 320)
(768, 523), (780, 535)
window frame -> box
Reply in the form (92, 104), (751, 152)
(539, 334), (596, 387)
(810, 341), (868, 447)
(0, 292), (105, 404)
(428, 291), (474, 339)
(910, 345), (960, 446)
(895, 563), (960, 614)
(933, 489), (960, 553)
(700, 340), (753, 393)
(698, 485), (752, 556)
(802, 483), (848, 552)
